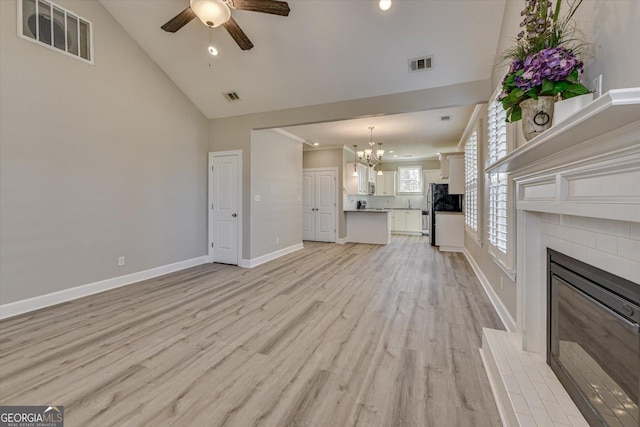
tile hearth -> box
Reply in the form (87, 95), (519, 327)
(481, 328), (589, 427)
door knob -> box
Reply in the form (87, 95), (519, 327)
(232, 213), (237, 217)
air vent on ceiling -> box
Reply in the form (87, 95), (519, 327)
(408, 56), (433, 73)
(402, 155), (413, 158)
(441, 115), (451, 121)
(224, 92), (241, 101)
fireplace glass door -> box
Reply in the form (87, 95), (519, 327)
(550, 271), (640, 426)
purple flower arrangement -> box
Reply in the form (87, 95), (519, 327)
(499, 0), (589, 122)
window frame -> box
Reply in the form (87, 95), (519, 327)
(486, 91), (516, 279)
(17, 0), (95, 65)
(464, 129), (479, 241)
(396, 165), (423, 194)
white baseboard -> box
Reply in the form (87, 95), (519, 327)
(463, 248), (516, 332)
(0, 255), (209, 320)
(438, 246), (464, 253)
(238, 243), (304, 269)
(336, 237), (347, 244)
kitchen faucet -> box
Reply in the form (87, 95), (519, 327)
(408, 200), (412, 209)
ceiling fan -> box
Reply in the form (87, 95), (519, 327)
(161, 0), (290, 51)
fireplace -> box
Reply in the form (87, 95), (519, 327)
(548, 249), (640, 426)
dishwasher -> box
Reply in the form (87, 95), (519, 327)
(421, 210), (429, 235)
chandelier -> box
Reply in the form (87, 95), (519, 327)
(353, 126), (385, 176)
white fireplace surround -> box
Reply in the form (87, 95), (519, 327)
(482, 88), (640, 426)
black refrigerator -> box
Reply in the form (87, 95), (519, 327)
(428, 183), (462, 246)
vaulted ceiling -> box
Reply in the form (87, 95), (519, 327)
(100, 0), (507, 120)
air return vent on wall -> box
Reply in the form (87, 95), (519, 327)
(408, 56), (433, 73)
(224, 92), (241, 101)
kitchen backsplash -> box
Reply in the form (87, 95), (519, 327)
(345, 195), (428, 210)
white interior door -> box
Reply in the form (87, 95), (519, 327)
(315, 170), (336, 242)
(302, 169), (336, 242)
(302, 172), (315, 241)
(212, 155), (238, 264)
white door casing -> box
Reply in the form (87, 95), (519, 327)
(302, 169), (337, 242)
(302, 172), (315, 241)
(209, 151), (242, 265)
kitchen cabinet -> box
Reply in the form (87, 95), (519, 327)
(447, 154), (465, 194)
(435, 212), (464, 252)
(368, 167), (376, 183)
(345, 163), (368, 195)
(439, 153), (464, 194)
(375, 171), (396, 196)
(439, 153), (451, 179)
(391, 209), (421, 234)
(423, 169), (445, 195)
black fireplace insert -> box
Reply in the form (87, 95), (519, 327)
(548, 249), (640, 426)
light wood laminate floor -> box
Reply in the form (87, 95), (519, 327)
(0, 236), (504, 426)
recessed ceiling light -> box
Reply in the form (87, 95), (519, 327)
(389, 150), (394, 153)
(393, 154), (398, 158)
(313, 142), (319, 146)
(378, 0), (392, 11)
(208, 45), (218, 56)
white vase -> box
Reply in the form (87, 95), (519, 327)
(521, 96), (555, 141)
(552, 93), (594, 126)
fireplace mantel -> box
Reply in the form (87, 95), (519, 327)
(486, 88), (640, 177)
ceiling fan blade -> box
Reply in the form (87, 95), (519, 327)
(223, 17), (254, 50)
(229, 0), (290, 16)
(161, 7), (197, 33)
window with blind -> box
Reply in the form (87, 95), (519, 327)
(397, 166), (423, 193)
(464, 130), (478, 235)
(487, 101), (508, 254)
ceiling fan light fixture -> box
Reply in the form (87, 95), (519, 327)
(190, 0), (231, 28)
(208, 45), (218, 56)
(378, 0), (392, 11)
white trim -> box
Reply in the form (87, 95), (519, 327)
(438, 246), (464, 253)
(238, 243), (304, 268)
(463, 248), (516, 332)
(209, 150), (243, 265)
(457, 103), (484, 151)
(479, 346), (513, 427)
(0, 256), (209, 319)
(336, 237), (347, 244)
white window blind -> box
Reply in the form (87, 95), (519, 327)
(464, 130), (478, 233)
(487, 101), (508, 254)
(397, 166), (422, 193)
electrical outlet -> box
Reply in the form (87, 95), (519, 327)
(254, 194), (261, 202)
(276, 237), (279, 244)
(591, 74), (603, 98)
(118, 256), (125, 266)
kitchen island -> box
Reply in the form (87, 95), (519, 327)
(345, 209), (392, 245)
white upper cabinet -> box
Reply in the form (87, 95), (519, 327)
(375, 171), (396, 196)
(447, 154), (465, 194)
(439, 153), (465, 194)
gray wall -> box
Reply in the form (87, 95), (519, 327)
(0, 0), (209, 304)
(250, 130), (303, 258)
(209, 79), (492, 258)
(476, 0), (640, 322)
(303, 148), (346, 238)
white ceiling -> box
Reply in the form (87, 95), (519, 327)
(99, 0), (506, 120)
(283, 105), (474, 160)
